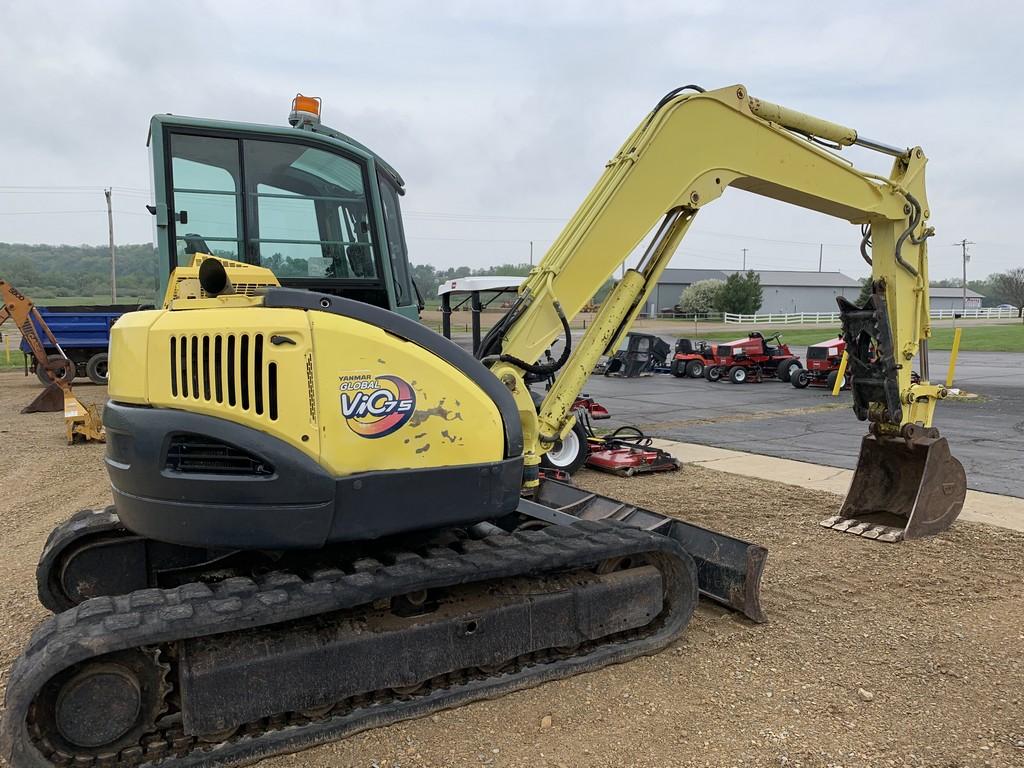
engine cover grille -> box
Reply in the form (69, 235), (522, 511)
(169, 333), (278, 421)
(166, 433), (275, 476)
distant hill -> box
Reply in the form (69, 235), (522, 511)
(0, 245), (619, 306)
(0, 243), (159, 301)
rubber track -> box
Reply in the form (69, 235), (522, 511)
(3, 520), (697, 768)
(36, 507), (126, 613)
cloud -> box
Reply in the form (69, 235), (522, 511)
(0, 0), (1018, 279)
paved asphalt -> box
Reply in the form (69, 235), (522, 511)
(578, 350), (1024, 498)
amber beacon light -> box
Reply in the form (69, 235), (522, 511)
(288, 93), (322, 127)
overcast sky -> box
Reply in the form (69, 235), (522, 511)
(1, 1), (1019, 281)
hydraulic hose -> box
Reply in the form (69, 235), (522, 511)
(859, 223), (873, 267)
(498, 300), (572, 376)
(893, 192), (929, 277)
(642, 85), (707, 131)
(476, 295), (526, 360)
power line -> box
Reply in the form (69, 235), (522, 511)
(953, 238), (975, 311)
(0, 210), (109, 215)
(0, 190), (868, 249)
(0, 185), (149, 193)
(0, 209), (151, 216)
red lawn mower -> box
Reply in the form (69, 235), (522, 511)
(539, 401), (678, 478)
(790, 336), (850, 390)
(669, 338), (718, 378)
(703, 332), (802, 384)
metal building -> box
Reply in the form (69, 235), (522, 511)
(651, 269), (862, 314)
(927, 287), (985, 311)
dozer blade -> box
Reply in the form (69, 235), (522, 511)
(21, 383), (63, 414)
(531, 479), (767, 622)
(822, 431), (966, 543)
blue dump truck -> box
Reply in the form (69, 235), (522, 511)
(20, 304), (143, 386)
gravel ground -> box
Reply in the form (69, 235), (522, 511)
(0, 372), (1022, 768)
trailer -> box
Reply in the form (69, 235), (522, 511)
(20, 305), (140, 385)
(791, 336), (849, 390)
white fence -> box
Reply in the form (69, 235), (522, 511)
(723, 307), (1020, 324)
(722, 312), (841, 324)
(928, 307), (1019, 319)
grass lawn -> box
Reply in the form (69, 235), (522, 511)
(698, 323), (1023, 352)
(0, 352), (28, 371)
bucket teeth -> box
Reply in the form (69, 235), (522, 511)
(818, 515), (907, 543)
(844, 521), (873, 536)
(830, 518), (859, 533)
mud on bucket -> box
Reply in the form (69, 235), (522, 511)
(822, 430), (966, 543)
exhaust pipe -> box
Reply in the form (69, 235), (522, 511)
(198, 257), (234, 296)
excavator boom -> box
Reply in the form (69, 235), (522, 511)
(483, 84), (964, 540)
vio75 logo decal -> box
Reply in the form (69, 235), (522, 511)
(339, 373), (416, 438)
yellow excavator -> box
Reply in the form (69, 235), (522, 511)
(2, 86), (965, 767)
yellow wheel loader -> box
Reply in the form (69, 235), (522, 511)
(2, 87), (965, 767)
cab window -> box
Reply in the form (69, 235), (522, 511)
(244, 140), (377, 280)
(168, 135), (242, 263)
(167, 133), (379, 281)
(377, 172), (413, 305)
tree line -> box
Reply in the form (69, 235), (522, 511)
(0, 246), (616, 307)
(0, 243), (161, 300)
(2, 243), (1019, 315)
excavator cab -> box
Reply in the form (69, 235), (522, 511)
(604, 332), (671, 377)
(148, 96), (421, 318)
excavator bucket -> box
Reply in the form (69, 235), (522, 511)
(20, 383), (63, 414)
(822, 431), (966, 542)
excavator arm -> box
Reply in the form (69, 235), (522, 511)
(0, 280), (67, 381)
(484, 84), (963, 540)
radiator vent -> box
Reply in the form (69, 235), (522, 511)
(169, 334), (278, 420)
(170, 276), (269, 300)
(165, 434), (275, 476)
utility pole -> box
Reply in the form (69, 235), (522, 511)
(741, 248), (748, 271)
(105, 187), (117, 302)
(818, 243), (823, 272)
(954, 238), (974, 311)
(529, 240), (533, 266)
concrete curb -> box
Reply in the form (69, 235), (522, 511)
(651, 438), (1024, 534)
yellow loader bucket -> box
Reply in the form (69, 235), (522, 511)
(822, 429), (966, 543)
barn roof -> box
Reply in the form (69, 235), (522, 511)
(658, 268), (859, 287)
(929, 287), (985, 299)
